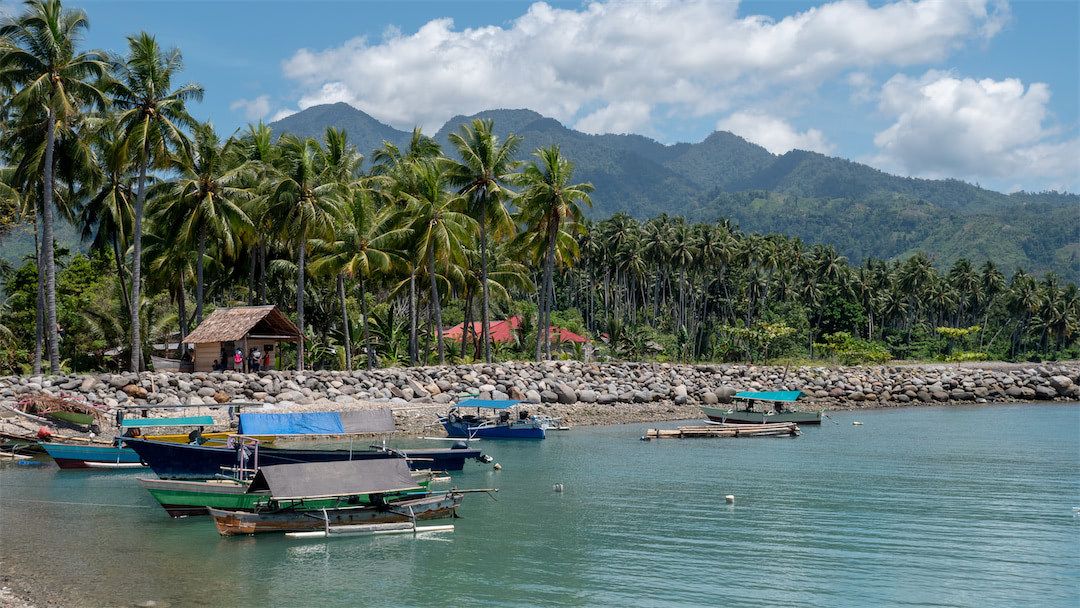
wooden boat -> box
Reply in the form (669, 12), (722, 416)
(138, 471), (433, 518)
(699, 391), (822, 425)
(440, 399), (546, 439)
(124, 436), (485, 479)
(643, 422), (801, 439)
(207, 459), (464, 536)
(40, 415), (247, 469)
(151, 355), (194, 373)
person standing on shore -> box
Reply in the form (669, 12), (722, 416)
(234, 349), (243, 372)
(251, 347), (261, 373)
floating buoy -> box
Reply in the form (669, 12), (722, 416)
(725, 495), (735, 503)
(553, 483), (564, 493)
(852, 421), (863, 425)
(492, 463), (501, 470)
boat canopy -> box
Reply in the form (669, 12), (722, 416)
(237, 410), (397, 435)
(734, 391), (804, 402)
(455, 398), (523, 410)
(246, 459), (421, 500)
(121, 416), (215, 428)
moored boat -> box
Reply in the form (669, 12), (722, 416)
(138, 471), (433, 518)
(206, 459), (466, 536)
(440, 399), (547, 439)
(700, 391), (822, 425)
(40, 415), (241, 469)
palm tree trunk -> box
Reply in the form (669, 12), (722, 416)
(131, 141), (150, 372)
(296, 234), (306, 370)
(338, 274), (351, 370)
(479, 206), (491, 363)
(536, 224), (558, 362)
(177, 279), (188, 358)
(34, 222), (43, 376)
(258, 241), (267, 305)
(196, 222), (206, 325)
(248, 244), (257, 306)
(429, 247), (445, 365)
(409, 268), (417, 367)
(42, 111), (60, 372)
(357, 275), (373, 369)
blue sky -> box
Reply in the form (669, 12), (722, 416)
(3, 0), (1077, 194)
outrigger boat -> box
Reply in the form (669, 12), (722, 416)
(207, 459), (485, 536)
(439, 399), (548, 439)
(138, 470), (434, 518)
(40, 415), (247, 469)
(699, 391), (822, 425)
(125, 410), (490, 479)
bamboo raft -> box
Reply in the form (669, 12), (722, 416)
(642, 422), (800, 440)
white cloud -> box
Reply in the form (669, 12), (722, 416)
(229, 95), (272, 121)
(269, 109), (297, 122)
(716, 111), (833, 155)
(871, 70), (1080, 187)
(278, 0), (1007, 136)
(574, 102), (653, 136)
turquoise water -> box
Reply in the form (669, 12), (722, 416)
(1, 402), (1078, 608)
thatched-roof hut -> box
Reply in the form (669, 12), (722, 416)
(183, 306), (300, 373)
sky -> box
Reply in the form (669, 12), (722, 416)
(2, 0), (1078, 195)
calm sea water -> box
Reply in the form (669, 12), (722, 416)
(1, 402), (1077, 608)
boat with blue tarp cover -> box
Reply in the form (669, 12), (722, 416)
(699, 390), (823, 425)
(440, 399), (547, 439)
(125, 410), (489, 479)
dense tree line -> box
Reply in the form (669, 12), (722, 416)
(1, 0), (1076, 375)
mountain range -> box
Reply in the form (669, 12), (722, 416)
(271, 103), (1078, 282)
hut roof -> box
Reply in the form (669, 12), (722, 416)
(183, 306), (300, 344)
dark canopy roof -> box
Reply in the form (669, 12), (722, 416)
(246, 459), (420, 499)
(183, 306), (300, 344)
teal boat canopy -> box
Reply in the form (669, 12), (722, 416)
(456, 398), (523, 410)
(121, 416), (215, 428)
(734, 391), (804, 402)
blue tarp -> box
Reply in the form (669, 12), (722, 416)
(238, 412), (344, 435)
(734, 391), (804, 402)
(456, 398), (523, 410)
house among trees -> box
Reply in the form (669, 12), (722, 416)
(443, 315), (589, 359)
(182, 306), (301, 373)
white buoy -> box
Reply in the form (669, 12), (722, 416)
(492, 463), (501, 470)
(553, 483), (564, 493)
(725, 495), (735, 503)
(852, 421), (863, 425)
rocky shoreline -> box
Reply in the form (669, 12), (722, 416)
(1, 360), (1078, 440)
(1, 360), (1079, 608)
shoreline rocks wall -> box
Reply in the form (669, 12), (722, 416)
(1, 361), (1077, 432)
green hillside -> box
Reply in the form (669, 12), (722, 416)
(258, 103), (1079, 282)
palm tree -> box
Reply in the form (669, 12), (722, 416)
(513, 145), (593, 360)
(78, 123), (135, 316)
(311, 189), (404, 369)
(266, 134), (345, 370)
(109, 32), (203, 370)
(1, 0), (109, 372)
(399, 159), (475, 365)
(447, 118), (521, 363)
(153, 121), (252, 326)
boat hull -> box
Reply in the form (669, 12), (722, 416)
(124, 438), (483, 479)
(39, 443), (144, 469)
(209, 493), (461, 536)
(138, 477), (431, 518)
(700, 406), (822, 425)
(441, 420), (546, 439)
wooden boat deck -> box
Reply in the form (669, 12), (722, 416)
(642, 422), (800, 440)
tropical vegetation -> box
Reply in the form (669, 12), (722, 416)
(1, 0), (1077, 376)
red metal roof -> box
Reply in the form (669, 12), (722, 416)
(442, 316), (589, 344)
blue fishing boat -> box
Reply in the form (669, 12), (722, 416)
(40, 415), (218, 469)
(440, 399), (547, 439)
(700, 391), (823, 425)
(124, 410), (489, 479)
